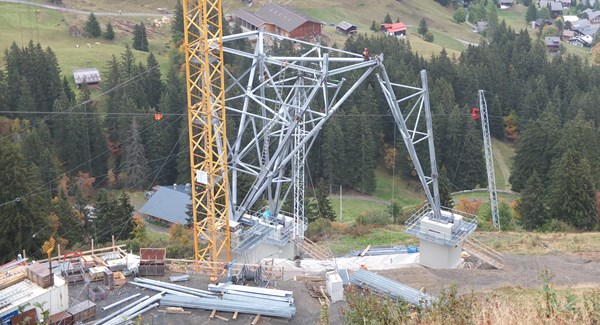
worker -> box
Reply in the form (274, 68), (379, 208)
(362, 47), (370, 61)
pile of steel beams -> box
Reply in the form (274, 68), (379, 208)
(92, 293), (163, 325)
(130, 278), (296, 319)
(349, 269), (435, 307)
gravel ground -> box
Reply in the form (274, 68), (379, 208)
(66, 253), (600, 324)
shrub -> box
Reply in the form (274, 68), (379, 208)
(306, 217), (333, 240)
(540, 219), (576, 232)
(355, 210), (391, 227)
(453, 8), (467, 23)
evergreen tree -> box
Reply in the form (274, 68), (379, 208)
(123, 118), (150, 189)
(94, 191), (134, 243)
(0, 70), (8, 114)
(454, 8), (467, 23)
(516, 171), (547, 230)
(0, 140), (49, 262)
(313, 179), (337, 221)
(321, 117), (344, 190)
(172, 0), (185, 44)
(547, 150), (597, 230)
(418, 18), (429, 36)
(144, 53), (162, 108)
(79, 83), (108, 177)
(85, 13), (102, 37)
(510, 111), (561, 192)
(104, 22), (115, 40)
(438, 165), (454, 208)
(51, 192), (84, 246)
(133, 23), (149, 52)
(62, 76), (75, 103)
(384, 13), (393, 24)
(370, 20), (378, 32)
(21, 122), (62, 194)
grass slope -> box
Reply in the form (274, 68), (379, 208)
(0, 3), (170, 85)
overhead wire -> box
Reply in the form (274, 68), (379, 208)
(3, 114), (188, 261)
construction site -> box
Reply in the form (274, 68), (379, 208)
(2, 0), (600, 324)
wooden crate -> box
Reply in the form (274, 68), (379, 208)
(49, 311), (73, 325)
(103, 269), (114, 289)
(88, 266), (108, 282)
(138, 264), (165, 276)
(113, 271), (126, 287)
(10, 308), (38, 325)
(27, 263), (54, 288)
(67, 300), (96, 323)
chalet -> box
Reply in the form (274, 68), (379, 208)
(538, 0), (564, 18)
(499, 0), (514, 6)
(73, 68), (101, 88)
(336, 21), (357, 36)
(235, 3), (321, 39)
(569, 35), (593, 47)
(476, 21), (488, 33)
(139, 184), (191, 226)
(561, 29), (575, 41)
(544, 36), (561, 53)
(380, 22), (407, 36)
(579, 8), (600, 21)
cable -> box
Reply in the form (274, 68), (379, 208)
(0, 63), (160, 143)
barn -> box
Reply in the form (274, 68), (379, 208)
(73, 68), (101, 88)
(235, 3), (321, 39)
(336, 21), (357, 36)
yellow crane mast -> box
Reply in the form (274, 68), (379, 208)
(182, 0), (230, 280)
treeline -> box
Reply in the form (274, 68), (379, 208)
(309, 21), (600, 230)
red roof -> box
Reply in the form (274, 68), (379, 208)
(382, 22), (407, 33)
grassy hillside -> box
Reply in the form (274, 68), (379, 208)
(0, 3), (171, 84)
(226, 0), (480, 57)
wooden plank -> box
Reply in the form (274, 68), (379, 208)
(214, 314), (229, 322)
(359, 245), (371, 257)
(251, 314), (261, 325)
(232, 311), (238, 320)
(209, 310), (216, 319)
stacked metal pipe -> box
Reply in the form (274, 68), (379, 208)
(349, 269), (435, 307)
(128, 278), (296, 320)
(92, 292), (163, 325)
(161, 294), (296, 319)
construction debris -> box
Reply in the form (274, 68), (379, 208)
(349, 269), (435, 307)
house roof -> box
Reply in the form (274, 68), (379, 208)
(234, 9), (266, 28)
(540, 0), (563, 11)
(562, 30), (575, 38)
(500, 0), (514, 4)
(337, 21), (356, 31)
(255, 3), (317, 32)
(576, 24), (599, 36)
(544, 36), (561, 46)
(139, 185), (191, 224)
(563, 15), (579, 22)
(73, 68), (101, 85)
(382, 22), (407, 33)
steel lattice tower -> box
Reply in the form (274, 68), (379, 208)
(478, 90), (500, 229)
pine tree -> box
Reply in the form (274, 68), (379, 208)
(104, 22), (115, 40)
(438, 165), (454, 208)
(94, 191), (134, 243)
(133, 23), (149, 52)
(144, 53), (162, 108)
(370, 20), (378, 32)
(418, 18), (428, 36)
(0, 140), (49, 262)
(510, 111), (561, 192)
(172, 0), (185, 44)
(313, 179), (337, 221)
(85, 13), (102, 37)
(384, 13), (393, 24)
(547, 150), (598, 230)
(321, 117), (344, 190)
(516, 171), (547, 230)
(21, 122), (62, 193)
(51, 192), (84, 246)
(79, 83), (108, 177)
(123, 118), (150, 189)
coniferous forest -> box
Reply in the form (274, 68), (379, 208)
(0, 8), (599, 262)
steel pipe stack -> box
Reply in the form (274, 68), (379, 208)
(349, 269), (436, 307)
(160, 294), (296, 319)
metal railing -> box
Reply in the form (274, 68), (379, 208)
(405, 203), (478, 246)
